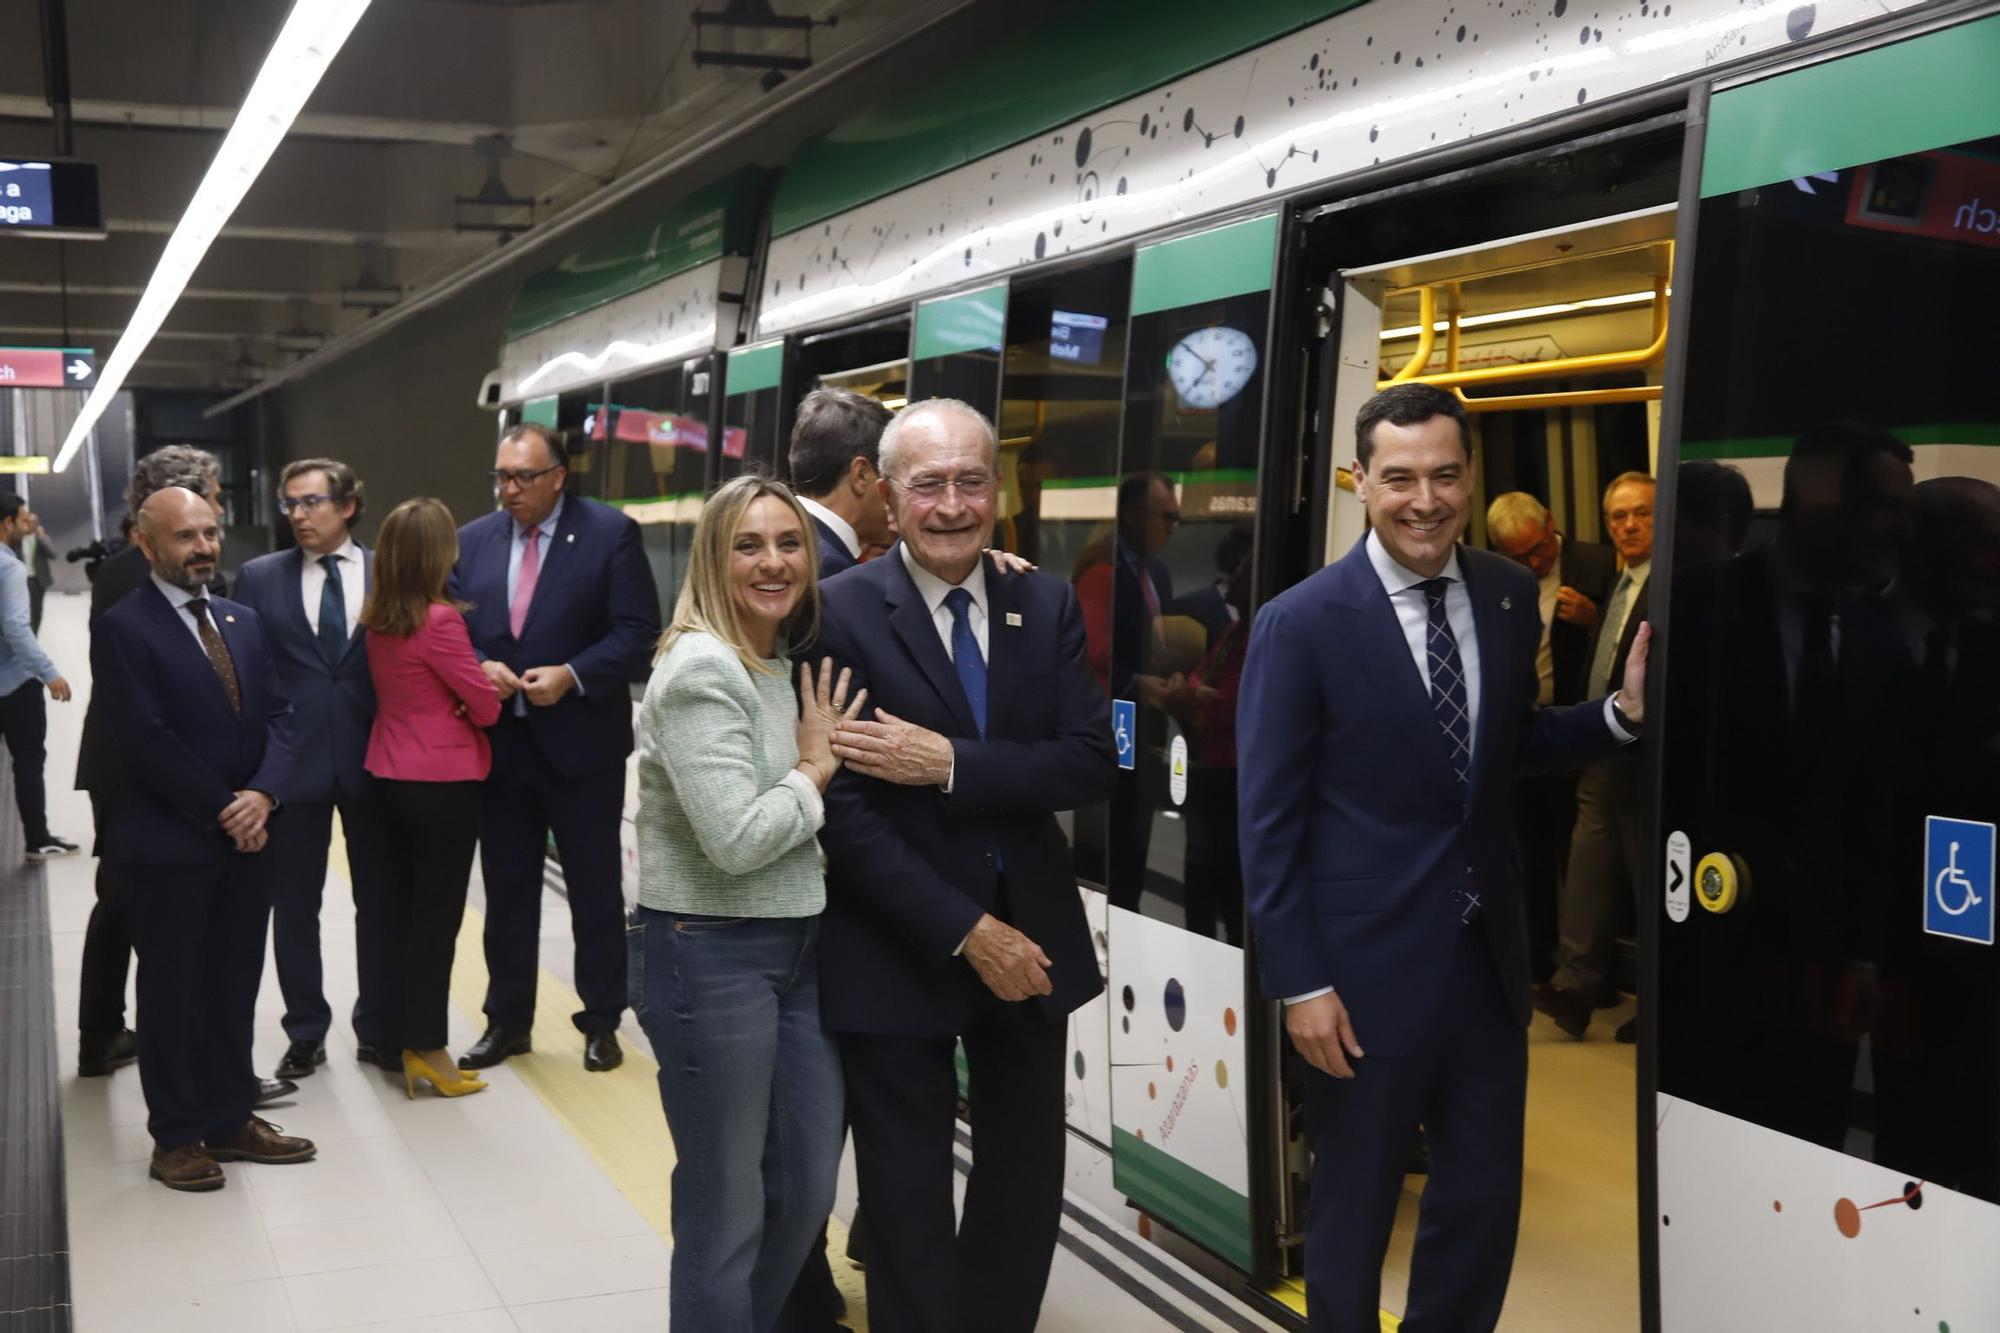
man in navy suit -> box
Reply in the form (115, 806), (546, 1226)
(1237, 384), (1648, 1331)
(92, 486), (315, 1192)
(233, 458), (394, 1078)
(450, 422), (660, 1072)
(788, 387), (895, 578)
(819, 399), (1116, 1333)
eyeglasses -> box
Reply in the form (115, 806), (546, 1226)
(277, 494), (336, 515)
(489, 465), (563, 489)
(891, 473), (994, 501)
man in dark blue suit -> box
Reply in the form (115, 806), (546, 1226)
(92, 486), (315, 1191)
(1237, 384), (1649, 1331)
(787, 386), (894, 578)
(819, 399), (1116, 1333)
(234, 457), (394, 1078)
(450, 422), (660, 1072)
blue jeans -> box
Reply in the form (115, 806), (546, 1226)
(629, 908), (844, 1333)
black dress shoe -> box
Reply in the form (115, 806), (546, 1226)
(1531, 983), (1591, 1040)
(276, 1040), (326, 1080)
(354, 1042), (403, 1071)
(584, 1032), (623, 1072)
(458, 1026), (532, 1070)
(1615, 1016), (1638, 1044)
(78, 1028), (139, 1078)
(254, 1076), (299, 1108)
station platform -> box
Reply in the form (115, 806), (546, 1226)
(4, 590), (1286, 1333)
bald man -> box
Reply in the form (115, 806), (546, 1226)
(91, 488), (313, 1192)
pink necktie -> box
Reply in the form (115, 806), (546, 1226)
(510, 525), (541, 638)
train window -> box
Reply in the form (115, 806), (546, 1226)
(601, 359), (711, 620)
(547, 389), (600, 485)
(997, 256), (1133, 890)
(1660, 129), (2000, 1200)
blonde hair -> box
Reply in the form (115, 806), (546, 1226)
(361, 497), (465, 637)
(658, 473), (821, 675)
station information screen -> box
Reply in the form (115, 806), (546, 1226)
(0, 159), (104, 238)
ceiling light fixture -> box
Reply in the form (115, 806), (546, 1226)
(52, 0), (372, 473)
(1378, 289), (1663, 340)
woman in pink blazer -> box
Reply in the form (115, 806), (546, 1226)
(362, 498), (502, 1097)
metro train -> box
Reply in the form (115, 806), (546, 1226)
(479, 1), (2000, 1325)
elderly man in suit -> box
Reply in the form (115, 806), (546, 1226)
(817, 398), (1116, 1333)
(234, 458), (394, 1078)
(1535, 471), (1657, 1042)
(92, 486), (313, 1192)
(1238, 384), (1647, 1330)
(788, 387), (895, 578)
(450, 422), (660, 1072)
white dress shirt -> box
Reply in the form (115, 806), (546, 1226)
(300, 537), (364, 641)
(799, 496), (861, 562)
(502, 495), (582, 709)
(898, 542), (989, 663)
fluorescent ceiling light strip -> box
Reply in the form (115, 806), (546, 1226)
(1378, 289), (1661, 340)
(52, 0), (372, 473)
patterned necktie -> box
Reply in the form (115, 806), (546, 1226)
(187, 598), (243, 716)
(510, 525), (541, 639)
(1591, 572), (1633, 696)
(943, 587), (987, 738)
(317, 554), (348, 665)
(1418, 578), (1470, 788)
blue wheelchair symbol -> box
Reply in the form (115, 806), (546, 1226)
(1112, 699), (1136, 771)
(1924, 815), (1995, 945)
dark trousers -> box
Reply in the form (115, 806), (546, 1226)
(124, 855), (272, 1150)
(1514, 769), (1581, 983)
(267, 787), (394, 1046)
(478, 724), (626, 1034)
(78, 794), (133, 1046)
(1550, 758), (1642, 998)
(379, 779), (482, 1050)
(839, 995), (1068, 1333)
(0, 680), (49, 843)
(27, 578), (44, 634)
(1301, 926), (1527, 1333)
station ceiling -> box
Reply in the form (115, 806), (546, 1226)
(0, 0), (987, 393)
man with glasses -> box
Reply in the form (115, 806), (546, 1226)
(233, 459), (394, 1079)
(816, 398), (1116, 1332)
(450, 422), (660, 1073)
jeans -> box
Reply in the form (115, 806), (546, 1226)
(629, 908), (843, 1333)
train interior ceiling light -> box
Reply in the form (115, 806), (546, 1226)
(51, 0), (374, 474)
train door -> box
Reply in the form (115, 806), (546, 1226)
(1648, 13), (2000, 1328)
(722, 339), (785, 480)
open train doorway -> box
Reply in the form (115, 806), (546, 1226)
(1283, 120), (1684, 1328)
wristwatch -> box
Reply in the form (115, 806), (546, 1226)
(1610, 695), (1643, 736)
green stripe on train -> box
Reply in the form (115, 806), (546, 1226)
(1681, 422), (2000, 460)
(1112, 1127), (1253, 1271)
(1131, 215), (1278, 316)
(725, 342), (784, 397)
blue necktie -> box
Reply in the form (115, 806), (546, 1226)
(1420, 578), (1480, 921)
(944, 587), (987, 738)
(317, 554), (348, 665)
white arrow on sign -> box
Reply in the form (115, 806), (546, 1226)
(67, 359), (92, 381)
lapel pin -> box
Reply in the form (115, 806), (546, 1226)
(566, 533), (575, 543)
(1500, 597), (1513, 611)
(225, 614), (237, 623)
(1006, 611), (1022, 627)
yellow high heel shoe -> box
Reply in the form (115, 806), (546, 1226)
(403, 1051), (488, 1099)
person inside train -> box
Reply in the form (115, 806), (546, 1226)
(788, 386), (895, 579)
(360, 497), (503, 1098)
(1487, 490), (1616, 983)
(817, 399), (1116, 1333)
(1170, 518), (1254, 650)
(1672, 459), (1754, 566)
(629, 472), (861, 1331)
(0, 492), (76, 862)
(1534, 471), (1656, 1042)
(1169, 526), (1252, 946)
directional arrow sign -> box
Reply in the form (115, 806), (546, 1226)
(0, 346), (95, 389)
(1665, 830), (1691, 923)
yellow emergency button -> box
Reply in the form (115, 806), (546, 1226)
(1695, 852), (1745, 914)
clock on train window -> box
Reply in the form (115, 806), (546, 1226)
(1165, 325), (1259, 410)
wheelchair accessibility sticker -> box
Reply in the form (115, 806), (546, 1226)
(1112, 699), (1136, 771)
(1924, 815), (1995, 945)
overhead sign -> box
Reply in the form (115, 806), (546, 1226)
(1924, 815), (1994, 945)
(0, 160), (105, 239)
(0, 347), (97, 389)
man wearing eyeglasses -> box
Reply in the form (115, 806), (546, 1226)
(233, 458), (394, 1080)
(815, 398), (1116, 1333)
(450, 422), (660, 1073)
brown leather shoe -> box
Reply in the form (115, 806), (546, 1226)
(149, 1144), (225, 1192)
(206, 1115), (317, 1165)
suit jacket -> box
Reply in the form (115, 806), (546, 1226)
(232, 546), (376, 803)
(812, 515), (858, 579)
(89, 583), (294, 866)
(448, 496), (661, 777)
(1236, 539), (1624, 1056)
(1552, 538), (1619, 705)
(76, 544), (227, 793)
(815, 554), (1117, 1036)
(365, 603), (503, 782)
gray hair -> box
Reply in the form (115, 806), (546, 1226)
(1485, 491), (1550, 545)
(1602, 471), (1657, 509)
(126, 445), (221, 516)
(877, 398), (998, 481)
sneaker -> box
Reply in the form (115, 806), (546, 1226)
(25, 836), (79, 861)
